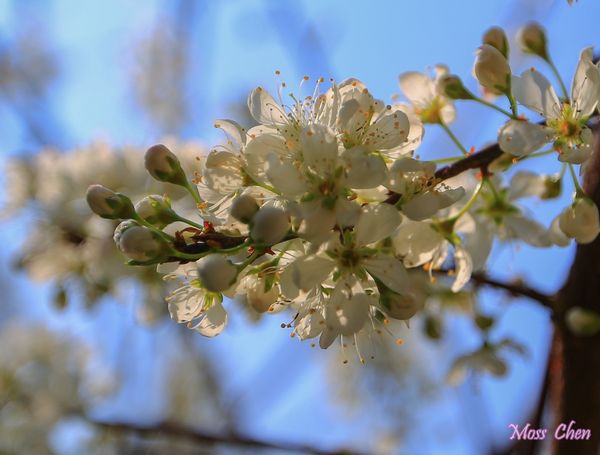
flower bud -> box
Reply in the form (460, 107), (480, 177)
(473, 44), (512, 95)
(541, 175), (561, 199)
(558, 197), (600, 244)
(251, 206), (290, 245)
(566, 307), (600, 336)
(517, 22), (548, 60)
(197, 254), (238, 292)
(114, 221), (167, 262)
(135, 195), (178, 228)
(483, 26), (509, 58)
(144, 144), (187, 186)
(381, 292), (419, 320)
(230, 194), (259, 223)
(437, 74), (474, 100)
(86, 184), (135, 219)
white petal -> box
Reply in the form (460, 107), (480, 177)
(399, 71), (435, 106)
(203, 151), (244, 194)
(459, 215), (494, 271)
(248, 87), (288, 126)
(365, 109), (410, 151)
(393, 220), (444, 268)
(299, 124), (339, 173)
(214, 119), (246, 153)
(402, 187), (465, 221)
(291, 255), (335, 291)
(498, 120), (553, 156)
(355, 203), (402, 246)
(508, 171), (547, 200)
(334, 198), (361, 229)
(364, 256), (408, 293)
(298, 202), (337, 244)
(189, 302), (228, 337)
(295, 309), (325, 339)
(279, 263), (300, 299)
(504, 215), (552, 247)
(513, 69), (561, 118)
(342, 146), (387, 189)
(327, 286), (370, 336)
(265, 154), (307, 198)
(244, 132), (289, 183)
(571, 47), (600, 117)
(319, 326), (338, 349)
(548, 215), (571, 247)
(451, 246), (472, 292)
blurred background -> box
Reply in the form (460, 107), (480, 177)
(0, 0), (598, 453)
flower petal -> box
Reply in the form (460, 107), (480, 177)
(512, 69), (561, 119)
(498, 120), (553, 156)
(189, 302), (228, 337)
(571, 47), (600, 117)
(451, 245), (472, 292)
(399, 71), (435, 106)
(355, 203), (402, 246)
(203, 151), (244, 194)
(248, 86), (288, 126)
(265, 154), (307, 198)
(364, 256), (408, 294)
(343, 146), (387, 189)
(291, 255), (335, 291)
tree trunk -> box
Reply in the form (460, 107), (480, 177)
(553, 133), (600, 455)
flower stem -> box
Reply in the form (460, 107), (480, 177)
(547, 57), (569, 100)
(568, 163), (586, 198)
(133, 214), (175, 242)
(432, 155), (465, 164)
(516, 148), (556, 162)
(184, 181), (204, 206)
(439, 121), (469, 156)
(473, 97), (516, 118)
(438, 179), (484, 227)
(174, 214), (205, 230)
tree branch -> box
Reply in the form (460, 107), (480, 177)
(93, 420), (361, 455)
(469, 271), (556, 310)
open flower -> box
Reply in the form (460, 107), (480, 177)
(499, 48), (600, 164)
(399, 65), (456, 124)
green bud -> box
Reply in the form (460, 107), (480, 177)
(424, 315), (443, 339)
(230, 194), (259, 223)
(86, 184), (135, 219)
(135, 195), (178, 228)
(438, 74), (475, 100)
(483, 26), (509, 58)
(473, 44), (512, 95)
(541, 175), (561, 199)
(144, 144), (188, 186)
(114, 220), (168, 262)
(566, 307), (600, 336)
(475, 314), (495, 331)
(517, 22), (548, 60)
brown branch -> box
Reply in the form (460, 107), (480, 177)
(434, 142), (503, 181)
(469, 271), (556, 310)
(94, 420), (361, 455)
(435, 269), (556, 309)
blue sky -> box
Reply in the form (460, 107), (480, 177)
(0, 0), (599, 453)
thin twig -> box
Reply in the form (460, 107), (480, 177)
(470, 271), (556, 309)
(435, 269), (556, 309)
(94, 420), (361, 455)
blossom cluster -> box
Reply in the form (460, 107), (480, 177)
(82, 24), (600, 365)
(3, 140), (204, 322)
